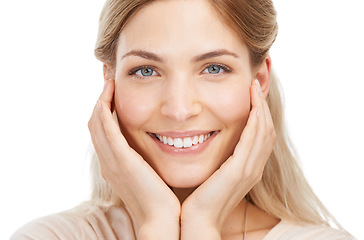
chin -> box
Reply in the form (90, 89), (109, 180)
(158, 165), (215, 189)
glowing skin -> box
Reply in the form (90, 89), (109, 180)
(113, 0), (253, 188)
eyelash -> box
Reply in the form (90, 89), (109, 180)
(127, 63), (232, 78)
(128, 65), (158, 77)
(202, 63), (232, 74)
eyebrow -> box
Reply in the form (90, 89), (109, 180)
(192, 49), (239, 62)
(122, 50), (164, 63)
(121, 49), (239, 63)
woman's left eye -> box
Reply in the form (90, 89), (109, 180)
(128, 66), (158, 77)
(135, 67), (158, 77)
(202, 64), (231, 74)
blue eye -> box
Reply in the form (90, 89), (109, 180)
(129, 66), (158, 77)
(208, 65), (222, 74)
(202, 64), (231, 75)
(135, 67), (157, 76)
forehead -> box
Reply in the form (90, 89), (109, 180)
(117, 0), (249, 61)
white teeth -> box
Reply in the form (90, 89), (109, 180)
(174, 138), (183, 148)
(154, 132), (214, 148)
(167, 137), (174, 145)
(192, 136), (199, 145)
(183, 137), (192, 148)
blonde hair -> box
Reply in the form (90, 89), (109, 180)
(91, 0), (340, 227)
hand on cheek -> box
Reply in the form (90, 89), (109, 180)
(89, 80), (180, 240)
(180, 79), (276, 239)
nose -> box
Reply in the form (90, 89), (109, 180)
(160, 75), (202, 121)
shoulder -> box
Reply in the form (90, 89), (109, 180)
(10, 202), (135, 240)
(264, 219), (355, 240)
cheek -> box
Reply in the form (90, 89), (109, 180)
(208, 83), (251, 127)
(114, 84), (154, 132)
(211, 84), (251, 165)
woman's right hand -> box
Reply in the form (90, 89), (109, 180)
(88, 79), (180, 239)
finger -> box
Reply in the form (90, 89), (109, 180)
(90, 79), (116, 154)
(219, 81), (261, 175)
(253, 78), (275, 148)
(231, 79), (263, 159)
(188, 82), (265, 216)
(92, 113), (115, 157)
(88, 82), (118, 173)
(252, 79), (274, 134)
(251, 79), (264, 118)
(98, 99), (139, 165)
(190, 100), (261, 217)
(88, 79), (115, 131)
(262, 97), (275, 138)
(249, 79), (266, 149)
(252, 79), (268, 143)
(89, 104), (117, 171)
(230, 110), (258, 161)
(98, 97), (175, 207)
(250, 79), (275, 147)
(99, 79), (115, 110)
(222, 80), (266, 178)
(243, 84), (276, 179)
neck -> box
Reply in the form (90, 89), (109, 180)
(171, 187), (280, 238)
(172, 187), (196, 204)
(221, 200), (248, 237)
(172, 187), (248, 236)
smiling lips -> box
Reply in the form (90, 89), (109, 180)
(149, 131), (217, 149)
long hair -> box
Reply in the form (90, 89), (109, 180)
(91, 0), (340, 228)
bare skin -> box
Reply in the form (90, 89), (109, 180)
(90, 78), (278, 239)
(88, 0), (278, 239)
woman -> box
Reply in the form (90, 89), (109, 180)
(11, 0), (354, 239)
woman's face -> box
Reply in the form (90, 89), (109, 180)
(113, 0), (254, 188)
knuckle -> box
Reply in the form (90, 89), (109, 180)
(251, 170), (263, 185)
(104, 130), (114, 142)
(243, 166), (263, 185)
(256, 168), (264, 180)
(99, 111), (106, 122)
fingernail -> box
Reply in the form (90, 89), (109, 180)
(103, 81), (108, 90)
(255, 79), (261, 96)
(256, 109), (260, 117)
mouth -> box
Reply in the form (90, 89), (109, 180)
(148, 131), (218, 149)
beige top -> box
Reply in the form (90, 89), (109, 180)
(11, 202), (354, 240)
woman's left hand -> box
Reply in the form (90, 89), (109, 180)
(180, 80), (277, 239)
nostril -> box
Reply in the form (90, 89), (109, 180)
(160, 102), (202, 121)
(160, 82), (202, 121)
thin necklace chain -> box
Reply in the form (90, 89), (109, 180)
(243, 201), (248, 240)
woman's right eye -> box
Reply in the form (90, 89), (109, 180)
(129, 66), (158, 77)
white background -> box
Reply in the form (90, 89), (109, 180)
(1, 0), (363, 239)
